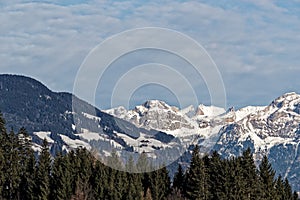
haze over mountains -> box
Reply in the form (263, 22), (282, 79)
(0, 74), (299, 191)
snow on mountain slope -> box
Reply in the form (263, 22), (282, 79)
(106, 100), (195, 131)
(214, 92), (300, 191)
(235, 106), (266, 121)
(193, 104), (226, 117)
(105, 101), (265, 144)
(106, 94), (300, 190)
(215, 92), (300, 152)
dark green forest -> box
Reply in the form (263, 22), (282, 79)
(0, 112), (298, 200)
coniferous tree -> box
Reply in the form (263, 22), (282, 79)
(173, 164), (185, 193)
(18, 128), (36, 200)
(66, 150), (78, 195)
(292, 191), (298, 200)
(283, 178), (293, 200)
(150, 166), (171, 200)
(137, 152), (150, 173)
(0, 147), (4, 197)
(185, 145), (209, 200)
(227, 157), (245, 199)
(35, 138), (51, 200)
(160, 166), (171, 199)
(0, 112), (6, 196)
(275, 175), (285, 200)
(91, 160), (108, 199)
(125, 172), (143, 200)
(0, 112), (5, 135)
(20, 151), (36, 200)
(137, 152), (152, 197)
(125, 155), (136, 173)
(107, 150), (123, 171)
(50, 152), (72, 200)
(123, 156), (143, 200)
(106, 151), (124, 200)
(240, 148), (259, 200)
(72, 148), (94, 200)
(2, 129), (22, 199)
(207, 151), (227, 200)
(259, 155), (276, 200)
(115, 170), (128, 200)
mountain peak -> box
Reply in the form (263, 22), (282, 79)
(195, 104), (226, 117)
(271, 92), (300, 109)
(142, 100), (172, 110)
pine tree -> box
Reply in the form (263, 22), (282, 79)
(125, 172), (143, 200)
(91, 160), (108, 199)
(20, 152), (36, 200)
(292, 191), (298, 200)
(137, 152), (150, 173)
(240, 148), (259, 199)
(150, 166), (171, 200)
(106, 151), (125, 200)
(72, 148), (94, 199)
(50, 152), (72, 200)
(0, 112), (6, 196)
(0, 112), (5, 135)
(18, 127), (36, 200)
(259, 155), (276, 200)
(124, 156), (143, 200)
(125, 155), (136, 173)
(227, 157), (245, 199)
(185, 145), (209, 200)
(35, 138), (51, 200)
(275, 175), (285, 200)
(173, 164), (185, 193)
(0, 147), (4, 197)
(71, 178), (94, 200)
(283, 178), (293, 200)
(207, 151), (227, 200)
(137, 152), (152, 197)
(2, 129), (22, 199)
(107, 150), (123, 171)
(115, 170), (128, 200)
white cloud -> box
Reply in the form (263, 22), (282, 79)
(0, 0), (299, 108)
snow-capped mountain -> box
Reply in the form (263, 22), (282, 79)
(213, 92), (300, 190)
(105, 101), (230, 152)
(106, 100), (194, 131)
(1, 74), (299, 191)
(105, 100), (257, 150)
(106, 93), (300, 191)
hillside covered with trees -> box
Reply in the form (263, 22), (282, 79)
(0, 112), (298, 200)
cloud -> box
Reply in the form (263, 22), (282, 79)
(0, 0), (299, 109)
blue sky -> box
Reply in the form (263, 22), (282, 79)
(1, 0), (300, 109)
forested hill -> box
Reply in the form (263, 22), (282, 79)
(0, 74), (174, 156)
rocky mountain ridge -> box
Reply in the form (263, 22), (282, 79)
(106, 92), (300, 190)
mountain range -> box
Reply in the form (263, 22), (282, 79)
(0, 74), (299, 191)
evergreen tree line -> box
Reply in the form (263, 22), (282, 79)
(0, 112), (298, 200)
(172, 145), (299, 200)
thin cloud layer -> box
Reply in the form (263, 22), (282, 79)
(0, 0), (299, 109)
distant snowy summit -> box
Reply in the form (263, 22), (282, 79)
(104, 98), (266, 136)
